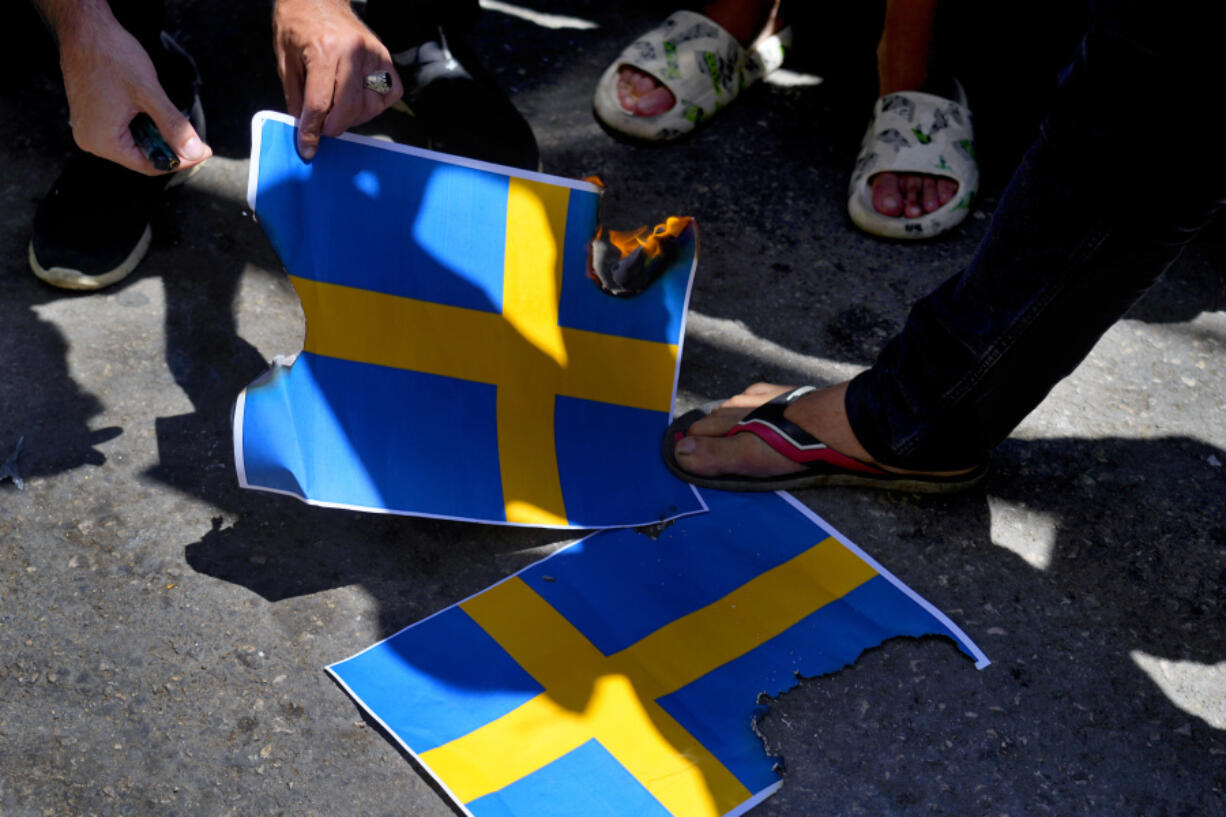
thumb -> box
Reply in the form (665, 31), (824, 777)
(145, 92), (211, 168)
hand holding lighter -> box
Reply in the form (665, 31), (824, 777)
(129, 113), (180, 172)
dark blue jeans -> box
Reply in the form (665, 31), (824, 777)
(844, 0), (1226, 471)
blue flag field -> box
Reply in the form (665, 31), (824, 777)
(236, 114), (988, 816)
(329, 489), (989, 817)
(234, 111), (704, 528)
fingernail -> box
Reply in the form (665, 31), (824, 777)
(883, 196), (899, 209)
(676, 437), (696, 455)
(183, 136), (208, 161)
(300, 143), (316, 160)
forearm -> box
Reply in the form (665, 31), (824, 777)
(32, 0), (117, 48)
(876, 0), (940, 95)
(32, 0), (210, 173)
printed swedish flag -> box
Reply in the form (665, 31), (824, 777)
(329, 489), (988, 817)
(235, 112), (704, 528)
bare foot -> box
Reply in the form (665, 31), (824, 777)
(672, 382), (975, 480)
(868, 0), (956, 221)
(616, 67), (676, 116)
(673, 383), (872, 480)
(615, 0), (782, 117)
(871, 172), (958, 218)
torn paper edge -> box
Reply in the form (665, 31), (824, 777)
(237, 111), (705, 529)
(326, 487), (988, 817)
(233, 372), (708, 529)
(776, 490), (990, 669)
(326, 554), (778, 817)
(329, 488), (987, 673)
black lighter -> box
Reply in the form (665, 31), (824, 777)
(129, 113), (180, 171)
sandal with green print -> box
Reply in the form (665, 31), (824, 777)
(593, 10), (790, 142)
(847, 81), (979, 240)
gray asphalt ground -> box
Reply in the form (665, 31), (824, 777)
(2, 2), (1223, 816)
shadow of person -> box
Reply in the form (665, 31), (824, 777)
(990, 434), (1225, 669)
(0, 0), (285, 488)
(0, 55), (123, 485)
(0, 295), (124, 484)
(154, 162), (581, 629)
(1123, 220), (1226, 326)
(168, 138), (757, 812)
(749, 433), (1224, 816)
(136, 0), (605, 631)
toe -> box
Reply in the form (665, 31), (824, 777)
(616, 67), (649, 108)
(921, 176), (940, 213)
(902, 174), (923, 218)
(684, 408), (744, 438)
(616, 68), (638, 111)
(741, 382), (792, 398)
(871, 173), (903, 217)
(629, 69), (657, 94)
(635, 86), (676, 116)
(674, 433), (803, 479)
(683, 384), (796, 437)
(614, 66), (673, 116)
(937, 178), (958, 206)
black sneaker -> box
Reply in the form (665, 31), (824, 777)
(29, 32), (204, 291)
(388, 27), (540, 171)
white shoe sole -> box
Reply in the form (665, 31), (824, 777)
(28, 224), (152, 291)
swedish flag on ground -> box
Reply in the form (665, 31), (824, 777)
(329, 489), (989, 817)
(235, 112), (704, 528)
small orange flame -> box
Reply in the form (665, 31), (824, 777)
(605, 216), (692, 261)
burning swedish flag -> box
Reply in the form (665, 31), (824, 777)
(235, 112), (704, 528)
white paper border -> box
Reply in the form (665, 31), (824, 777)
(247, 110), (602, 215)
(239, 110), (705, 529)
(326, 486), (987, 817)
(775, 490), (991, 669)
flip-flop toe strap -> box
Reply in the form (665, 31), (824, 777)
(727, 387), (889, 474)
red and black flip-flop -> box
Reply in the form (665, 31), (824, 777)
(662, 386), (987, 493)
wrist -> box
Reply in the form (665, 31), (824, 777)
(276, 0), (353, 14)
(38, 0), (117, 47)
(47, 0), (127, 82)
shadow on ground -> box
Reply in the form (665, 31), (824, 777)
(2, 1), (1222, 815)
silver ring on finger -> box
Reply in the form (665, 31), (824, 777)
(363, 70), (393, 95)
